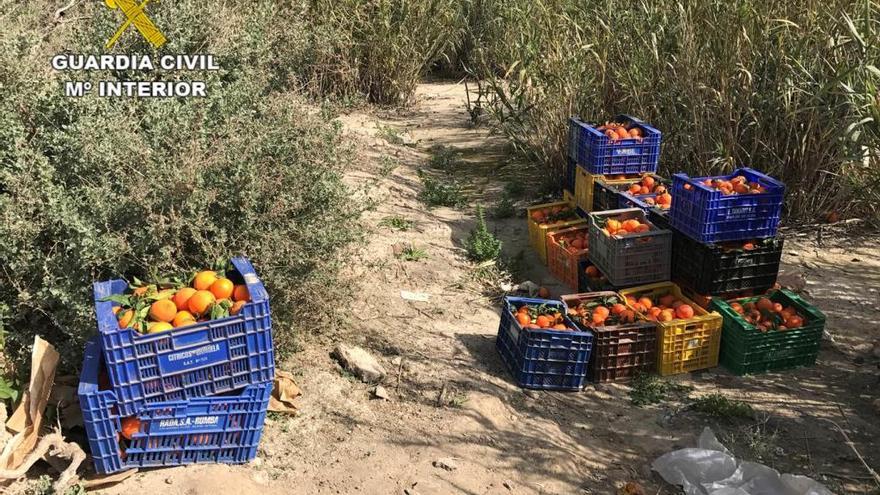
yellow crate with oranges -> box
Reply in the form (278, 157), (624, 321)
(527, 200), (585, 264)
(619, 282), (722, 376)
(575, 168), (664, 213)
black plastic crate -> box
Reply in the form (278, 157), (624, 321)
(672, 230), (783, 296)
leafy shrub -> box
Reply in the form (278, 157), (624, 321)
(465, 207), (502, 262)
(0, 1), (362, 369)
(418, 171), (467, 208)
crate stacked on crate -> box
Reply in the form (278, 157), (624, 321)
(527, 200), (586, 264)
(546, 225), (590, 290)
(560, 292), (658, 382)
(568, 115), (662, 214)
(79, 257), (275, 474)
(587, 208), (672, 288)
(664, 167), (824, 374)
(496, 297), (594, 390)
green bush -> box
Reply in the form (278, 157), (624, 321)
(465, 207), (502, 262)
(469, 0), (880, 221)
(0, 1), (362, 369)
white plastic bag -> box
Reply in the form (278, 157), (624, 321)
(652, 427), (833, 495)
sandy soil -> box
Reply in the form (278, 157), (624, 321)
(91, 82), (880, 495)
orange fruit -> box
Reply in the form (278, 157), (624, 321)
(112, 306), (122, 315)
(611, 303), (627, 315)
(606, 219), (622, 233)
(629, 127), (642, 138)
(658, 294), (675, 307)
(756, 297), (774, 312)
(616, 127), (630, 139)
(210, 278), (234, 300)
(675, 304), (695, 319)
(118, 309), (134, 328)
(173, 287), (197, 311)
(147, 321), (173, 334)
(772, 303), (783, 313)
(193, 271), (218, 291)
(591, 311), (607, 325)
(537, 287), (550, 298)
(638, 297), (653, 310)
(120, 417), (140, 440)
(593, 306), (610, 318)
(659, 309), (675, 322)
(730, 302), (745, 314)
(132, 286), (150, 297)
(641, 176), (656, 189)
(516, 313), (531, 326)
(230, 300), (246, 316)
(552, 324), (567, 330)
(187, 290), (216, 315)
(535, 315), (553, 328)
(620, 310), (635, 323)
(172, 311), (196, 328)
(784, 315), (804, 328)
(149, 299), (177, 323)
(585, 265), (600, 278)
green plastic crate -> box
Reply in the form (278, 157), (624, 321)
(710, 289), (825, 375)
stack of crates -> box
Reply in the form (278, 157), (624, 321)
(667, 168), (825, 375)
(567, 115), (662, 215)
(78, 257), (275, 474)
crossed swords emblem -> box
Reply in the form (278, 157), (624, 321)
(104, 0), (167, 49)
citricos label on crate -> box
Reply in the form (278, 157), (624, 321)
(157, 341), (230, 373)
(612, 148), (640, 157)
(155, 415), (226, 432)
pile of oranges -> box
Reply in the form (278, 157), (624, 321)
(111, 270), (252, 335)
(624, 293), (696, 322)
(566, 294), (637, 327)
(596, 122), (643, 142)
(626, 176), (666, 196)
(553, 229), (589, 254)
(684, 175), (767, 196)
(530, 205), (578, 226)
(601, 216), (652, 238)
(625, 176), (672, 209)
(511, 303), (576, 331)
(728, 296), (804, 332)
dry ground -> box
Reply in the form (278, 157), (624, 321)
(94, 82), (880, 495)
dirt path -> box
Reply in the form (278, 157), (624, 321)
(97, 82), (880, 495)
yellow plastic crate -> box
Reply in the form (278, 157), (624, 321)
(575, 169), (650, 213)
(526, 200), (585, 264)
(563, 188), (574, 204)
(619, 282), (722, 376)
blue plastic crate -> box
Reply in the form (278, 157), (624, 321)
(568, 115), (661, 175)
(669, 168), (785, 244)
(495, 297), (593, 391)
(78, 337), (272, 474)
(94, 257), (275, 416)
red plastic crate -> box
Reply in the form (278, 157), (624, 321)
(547, 226), (590, 290)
